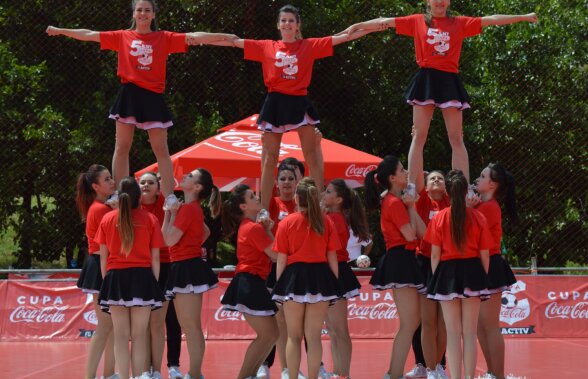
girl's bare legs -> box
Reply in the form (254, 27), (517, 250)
(478, 293), (505, 379)
(441, 108), (469, 181)
(389, 288), (421, 379)
(326, 299), (352, 376)
(174, 293), (205, 379)
(298, 125), (324, 191)
(420, 294), (440, 370)
(462, 298), (481, 378)
(275, 306), (288, 370)
(110, 306), (131, 379)
(441, 299), (463, 379)
(303, 302), (330, 379)
(85, 294), (115, 379)
(147, 128), (174, 197)
(436, 304), (447, 365)
(112, 121), (135, 185)
(150, 301), (170, 374)
(408, 106), (435, 184)
(130, 307), (152, 377)
(238, 315), (279, 379)
(283, 301), (305, 379)
(260, 132), (283, 210)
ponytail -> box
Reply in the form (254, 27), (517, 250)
(365, 155), (400, 210)
(75, 164), (108, 220)
(446, 170), (467, 251)
(117, 177), (141, 257)
(195, 168), (222, 218)
(221, 184), (249, 237)
(297, 178), (324, 235)
(330, 179), (370, 241)
(488, 162), (519, 225)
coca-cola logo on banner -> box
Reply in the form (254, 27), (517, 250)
(213, 296), (245, 322)
(345, 164), (377, 178)
(500, 281), (534, 335)
(545, 290), (588, 320)
(348, 292), (398, 321)
(9, 295), (69, 324)
(213, 131), (301, 157)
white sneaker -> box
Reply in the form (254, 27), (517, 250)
(280, 369), (307, 379)
(257, 364), (270, 378)
(103, 375), (120, 379)
(168, 366), (183, 379)
(383, 374), (391, 379)
(405, 363), (428, 378)
(426, 369), (438, 379)
(482, 374), (498, 379)
(138, 373), (152, 379)
(152, 371), (162, 379)
(319, 364), (330, 379)
(434, 365), (448, 379)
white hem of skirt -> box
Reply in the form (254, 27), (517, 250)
(372, 283), (425, 291)
(342, 288), (360, 299)
(222, 304), (276, 317)
(427, 288), (491, 301)
(109, 114), (173, 130)
(80, 288), (100, 294)
(408, 99), (471, 111)
(272, 293), (339, 304)
(486, 285), (511, 294)
(257, 114), (319, 133)
(100, 298), (163, 308)
(166, 283), (218, 299)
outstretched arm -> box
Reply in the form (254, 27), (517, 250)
(186, 32), (240, 46)
(336, 17), (397, 37)
(481, 13), (538, 27)
(332, 28), (372, 46)
(206, 38), (245, 48)
(46, 26), (100, 42)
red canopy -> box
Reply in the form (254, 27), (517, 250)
(136, 115), (381, 191)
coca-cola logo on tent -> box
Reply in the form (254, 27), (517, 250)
(345, 164), (377, 178)
(213, 131), (301, 156)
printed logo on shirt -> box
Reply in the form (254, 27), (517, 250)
(130, 40), (153, 70)
(426, 28), (450, 55)
(275, 51), (298, 79)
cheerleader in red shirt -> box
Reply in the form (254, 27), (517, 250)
(75, 164), (117, 379)
(220, 184), (279, 379)
(46, 0), (236, 208)
(210, 5), (370, 210)
(272, 178), (342, 379)
(472, 163), (518, 379)
(322, 179), (370, 378)
(161, 168), (221, 379)
(424, 170), (492, 379)
(342, 2), (537, 181)
(139, 172), (183, 379)
(96, 177), (165, 379)
(364, 155), (426, 379)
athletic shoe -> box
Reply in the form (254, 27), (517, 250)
(168, 366), (183, 379)
(405, 363), (428, 378)
(280, 369), (307, 379)
(319, 364), (330, 379)
(103, 374), (120, 379)
(152, 371), (162, 379)
(426, 369), (438, 379)
(138, 373), (152, 379)
(434, 365), (448, 379)
(482, 374), (498, 379)
(257, 363), (270, 378)
(383, 374), (391, 379)
(164, 194), (179, 211)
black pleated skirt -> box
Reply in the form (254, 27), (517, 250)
(98, 267), (164, 312)
(404, 68), (471, 110)
(338, 261), (361, 299)
(257, 92), (320, 133)
(427, 258), (490, 301)
(109, 82), (173, 129)
(486, 254), (517, 294)
(77, 254), (102, 294)
(221, 272), (278, 316)
(272, 262), (342, 304)
(370, 246), (425, 291)
(165, 257), (219, 299)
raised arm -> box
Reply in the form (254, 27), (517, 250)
(481, 13), (538, 27)
(46, 26), (100, 42)
(186, 32), (240, 46)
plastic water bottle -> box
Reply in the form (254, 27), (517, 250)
(405, 183), (416, 198)
(256, 209), (270, 223)
(467, 184), (476, 200)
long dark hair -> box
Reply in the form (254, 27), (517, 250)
(277, 5), (303, 40)
(130, 0), (158, 31)
(75, 164), (108, 220)
(118, 177), (141, 257)
(329, 179), (370, 242)
(195, 168), (222, 218)
(297, 177), (323, 234)
(221, 184), (250, 237)
(424, 1), (454, 27)
(365, 155), (400, 210)
(488, 163), (519, 224)
(446, 170), (468, 251)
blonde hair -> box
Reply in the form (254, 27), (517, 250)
(296, 177), (323, 235)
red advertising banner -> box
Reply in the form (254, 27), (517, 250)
(1, 276), (586, 341)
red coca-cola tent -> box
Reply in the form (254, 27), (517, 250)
(136, 115), (381, 191)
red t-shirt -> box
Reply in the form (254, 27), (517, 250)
(96, 208), (165, 270)
(86, 201), (113, 254)
(141, 195), (170, 263)
(424, 207), (493, 261)
(395, 14), (482, 73)
(244, 37), (333, 95)
(273, 212), (341, 265)
(381, 193), (411, 250)
(169, 202), (205, 262)
(100, 30), (187, 93)
(475, 199), (502, 256)
(327, 212), (351, 262)
(236, 218), (274, 280)
(409, 189), (450, 257)
(269, 196), (297, 234)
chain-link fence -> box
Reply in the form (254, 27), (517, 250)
(0, 1), (586, 270)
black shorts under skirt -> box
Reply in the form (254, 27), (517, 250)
(257, 92), (320, 133)
(221, 272), (278, 316)
(165, 257), (218, 299)
(370, 246), (425, 291)
(404, 68), (471, 110)
(338, 261), (361, 299)
(98, 267), (164, 313)
(427, 258), (490, 301)
(109, 82), (173, 129)
(272, 262), (342, 304)
(486, 255), (517, 294)
(77, 254), (102, 294)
